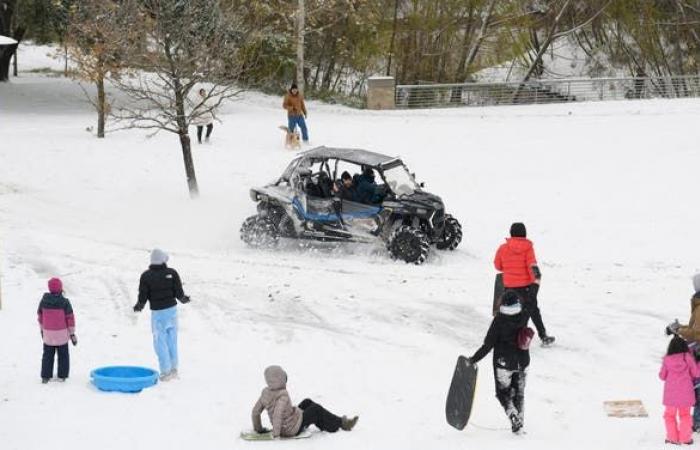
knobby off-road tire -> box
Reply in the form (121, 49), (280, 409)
(436, 214), (463, 251)
(240, 215), (279, 248)
(388, 226), (430, 265)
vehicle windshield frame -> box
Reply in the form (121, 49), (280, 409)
(380, 162), (420, 197)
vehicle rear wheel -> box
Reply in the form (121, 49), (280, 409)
(435, 214), (462, 250)
(388, 226), (430, 265)
(240, 215), (279, 248)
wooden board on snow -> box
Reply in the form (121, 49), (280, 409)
(603, 400), (648, 418)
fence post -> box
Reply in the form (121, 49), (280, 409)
(366, 76), (395, 110)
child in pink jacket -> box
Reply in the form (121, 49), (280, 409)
(660, 336), (700, 445)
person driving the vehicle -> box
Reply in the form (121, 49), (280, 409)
(354, 166), (385, 204)
(332, 171), (357, 202)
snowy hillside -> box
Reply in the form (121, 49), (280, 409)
(1, 66), (700, 450)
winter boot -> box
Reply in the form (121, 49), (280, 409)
(509, 412), (523, 434)
(170, 368), (178, 379)
(341, 416), (359, 431)
(57, 378), (66, 382)
(41, 378), (50, 384)
(159, 371), (174, 382)
(665, 440), (680, 445)
(541, 336), (556, 347)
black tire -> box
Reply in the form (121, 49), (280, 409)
(388, 226), (430, 265)
(268, 207), (296, 238)
(240, 215), (279, 248)
(436, 214), (462, 250)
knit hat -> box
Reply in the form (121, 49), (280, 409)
(150, 248), (169, 265)
(499, 290), (522, 316)
(510, 222), (527, 238)
(48, 277), (63, 294)
(290, 83), (298, 91)
(693, 273), (700, 293)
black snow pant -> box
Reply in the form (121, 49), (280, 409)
(512, 284), (547, 339)
(197, 124), (213, 143)
(494, 366), (527, 420)
(297, 398), (342, 434)
(41, 344), (69, 379)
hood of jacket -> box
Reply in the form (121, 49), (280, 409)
(264, 366), (288, 390)
(664, 353), (693, 373)
(504, 237), (533, 255)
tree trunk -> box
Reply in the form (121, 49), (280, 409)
(173, 82), (199, 198)
(0, 43), (18, 81)
(386, 0), (400, 76)
(96, 75), (106, 138)
(296, 0), (305, 92)
(179, 131), (198, 198)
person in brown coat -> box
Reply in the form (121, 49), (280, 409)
(251, 365), (358, 438)
(676, 274), (700, 342)
(282, 84), (309, 143)
(674, 273), (700, 431)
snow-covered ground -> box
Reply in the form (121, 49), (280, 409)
(1, 56), (700, 450)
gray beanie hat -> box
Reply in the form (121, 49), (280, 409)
(693, 273), (700, 293)
(150, 248), (169, 265)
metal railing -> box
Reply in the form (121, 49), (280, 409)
(394, 75), (700, 109)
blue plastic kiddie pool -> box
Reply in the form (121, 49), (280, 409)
(90, 366), (159, 393)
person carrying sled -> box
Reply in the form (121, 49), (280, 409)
(494, 222), (554, 346)
(669, 273), (700, 431)
(468, 291), (532, 434)
(133, 249), (190, 381)
(38, 277), (77, 383)
(251, 365), (358, 438)
(660, 336), (699, 445)
(282, 83), (308, 143)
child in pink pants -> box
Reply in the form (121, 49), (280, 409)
(660, 336), (699, 444)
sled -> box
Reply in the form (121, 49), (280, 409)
(445, 355), (478, 430)
(603, 400), (648, 418)
(493, 273), (505, 316)
(240, 430), (312, 441)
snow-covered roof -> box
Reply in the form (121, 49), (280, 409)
(301, 146), (398, 167)
(0, 35), (18, 45)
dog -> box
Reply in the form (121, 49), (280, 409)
(278, 125), (301, 150)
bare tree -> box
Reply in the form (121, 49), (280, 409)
(296, 0), (305, 91)
(111, 0), (253, 198)
(66, 0), (126, 138)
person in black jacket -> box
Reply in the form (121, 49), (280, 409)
(134, 249), (190, 381)
(469, 290), (530, 434)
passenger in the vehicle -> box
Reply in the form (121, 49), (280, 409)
(332, 171), (358, 202)
(354, 167), (385, 204)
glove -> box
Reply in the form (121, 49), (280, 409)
(70, 334), (78, 346)
(133, 303), (144, 312)
(666, 319), (681, 336)
(180, 295), (191, 304)
(466, 357), (475, 366)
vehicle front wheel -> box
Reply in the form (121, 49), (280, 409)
(240, 215), (279, 248)
(435, 214), (462, 250)
(388, 226), (430, 265)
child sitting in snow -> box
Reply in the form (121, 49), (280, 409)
(659, 336), (699, 445)
(37, 278), (77, 383)
(251, 365), (358, 438)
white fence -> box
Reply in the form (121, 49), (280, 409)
(394, 75), (700, 109)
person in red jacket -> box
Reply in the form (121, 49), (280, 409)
(494, 222), (555, 346)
